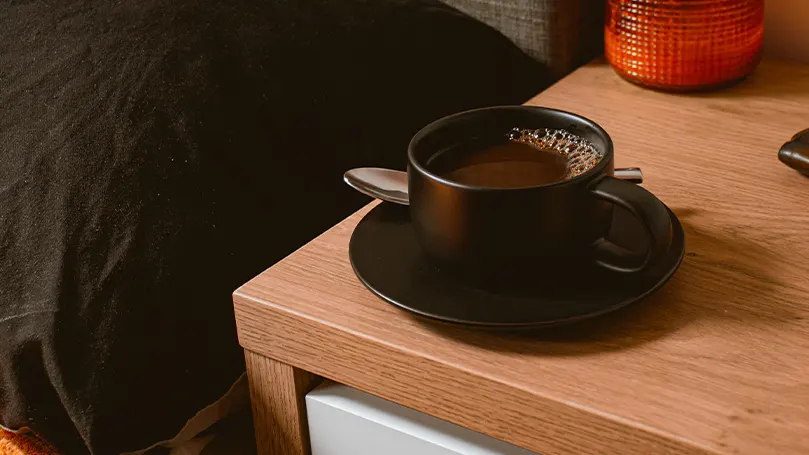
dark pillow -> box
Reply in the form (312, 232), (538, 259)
(0, 0), (548, 453)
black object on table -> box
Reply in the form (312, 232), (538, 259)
(779, 128), (809, 177)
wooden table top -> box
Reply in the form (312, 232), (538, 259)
(234, 59), (809, 455)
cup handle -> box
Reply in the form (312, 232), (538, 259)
(589, 175), (673, 273)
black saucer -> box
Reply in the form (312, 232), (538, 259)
(349, 202), (685, 329)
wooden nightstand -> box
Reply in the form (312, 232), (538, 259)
(233, 59), (809, 455)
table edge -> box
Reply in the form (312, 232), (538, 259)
(233, 289), (722, 455)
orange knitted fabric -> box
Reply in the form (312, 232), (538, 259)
(0, 428), (57, 455)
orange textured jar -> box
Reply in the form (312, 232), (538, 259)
(605, 0), (764, 91)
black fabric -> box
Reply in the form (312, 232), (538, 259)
(0, 0), (547, 453)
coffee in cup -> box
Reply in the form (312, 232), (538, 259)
(425, 128), (603, 188)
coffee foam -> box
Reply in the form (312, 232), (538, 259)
(508, 128), (603, 179)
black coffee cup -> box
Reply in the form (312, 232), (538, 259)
(407, 106), (672, 279)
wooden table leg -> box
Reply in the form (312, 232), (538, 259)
(244, 350), (322, 455)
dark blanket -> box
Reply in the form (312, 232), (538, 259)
(0, 0), (547, 453)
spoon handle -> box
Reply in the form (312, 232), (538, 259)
(614, 167), (643, 184)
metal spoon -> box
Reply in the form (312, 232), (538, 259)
(344, 167), (644, 206)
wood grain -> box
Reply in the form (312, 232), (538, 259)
(234, 59), (809, 455)
(244, 351), (321, 455)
